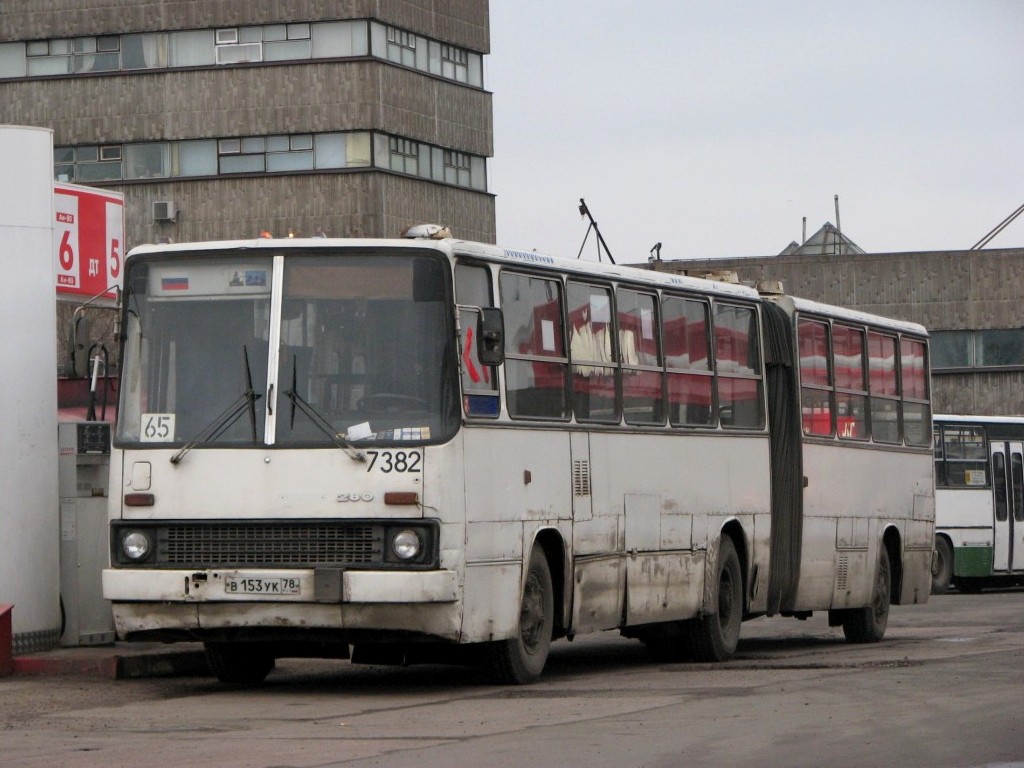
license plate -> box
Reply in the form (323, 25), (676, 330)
(223, 577), (301, 596)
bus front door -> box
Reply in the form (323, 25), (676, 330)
(990, 441), (1024, 573)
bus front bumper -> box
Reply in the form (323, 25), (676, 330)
(103, 567), (461, 640)
(103, 567), (458, 604)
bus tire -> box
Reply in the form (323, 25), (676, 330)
(843, 549), (891, 643)
(486, 544), (554, 684)
(689, 536), (743, 662)
(931, 535), (954, 594)
(205, 642), (275, 685)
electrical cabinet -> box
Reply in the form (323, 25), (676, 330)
(58, 421), (115, 646)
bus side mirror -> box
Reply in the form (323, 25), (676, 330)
(68, 314), (91, 378)
(478, 307), (504, 366)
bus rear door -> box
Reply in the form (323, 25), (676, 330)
(990, 440), (1024, 573)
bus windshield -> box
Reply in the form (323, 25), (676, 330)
(117, 250), (459, 448)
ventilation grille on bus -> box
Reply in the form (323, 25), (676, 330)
(573, 460), (591, 496)
(156, 522), (382, 568)
(836, 553), (849, 591)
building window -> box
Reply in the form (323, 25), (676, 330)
(384, 26), (417, 68)
(388, 137), (420, 175)
(441, 44), (469, 83)
(56, 145), (123, 182)
(266, 134), (314, 172)
(443, 150), (471, 187)
(73, 36), (120, 73)
(3, 20), (482, 88)
(215, 27), (263, 64)
(219, 137), (266, 173)
(53, 131), (480, 190)
(264, 24), (311, 61)
(125, 143), (169, 179)
(932, 329), (1024, 370)
(311, 21), (368, 58)
(26, 39), (72, 75)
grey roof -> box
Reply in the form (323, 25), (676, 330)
(780, 222), (865, 256)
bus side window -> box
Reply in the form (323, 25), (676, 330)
(901, 337), (931, 447)
(934, 427), (947, 486)
(664, 296), (713, 427)
(833, 324), (868, 440)
(867, 331), (900, 444)
(617, 288), (663, 426)
(499, 271), (569, 420)
(940, 426), (987, 487)
(568, 281), (618, 423)
(798, 318), (833, 436)
(455, 263), (499, 418)
(713, 303), (764, 430)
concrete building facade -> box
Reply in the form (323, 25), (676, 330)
(649, 244), (1024, 416)
(0, 0), (494, 249)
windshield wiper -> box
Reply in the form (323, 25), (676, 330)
(170, 346), (262, 465)
(284, 387), (366, 462)
(284, 356), (365, 462)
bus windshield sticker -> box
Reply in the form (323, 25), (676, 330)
(348, 421), (373, 440)
(141, 413), (175, 442)
(964, 469), (987, 486)
(541, 320), (555, 351)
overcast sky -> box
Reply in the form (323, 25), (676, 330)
(487, 1), (1024, 264)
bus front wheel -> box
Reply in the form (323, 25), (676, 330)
(205, 642), (275, 685)
(842, 550), (891, 643)
(689, 536), (743, 662)
(486, 544), (554, 684)
(931, 535), (954, 594)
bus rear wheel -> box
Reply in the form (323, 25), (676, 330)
(486, 544), (554, 684)
(205, 642), (275, 685)
(843, 550), (891, 643)
(931, 535), (954, 594)
(689, 536), (743, 662)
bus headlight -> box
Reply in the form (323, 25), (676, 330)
(390, 529), (422, 561)
(121, 530), (152, 561)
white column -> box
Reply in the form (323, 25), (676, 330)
(0, 125), (61, 652)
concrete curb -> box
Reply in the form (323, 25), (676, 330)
(12, 645), (210, 679)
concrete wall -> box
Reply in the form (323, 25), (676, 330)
(649, 248), (1024, 416)
(0, 0), (490, 52)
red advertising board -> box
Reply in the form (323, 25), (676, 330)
(54, 183), (124, 300)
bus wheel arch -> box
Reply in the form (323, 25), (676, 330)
(689, 529), (745, 662)
(882, 527), (903, 605)
(931, 533), (954, 594)
(485, 530), (563, 685)
(533, 528), (568, 641)
(840, 532), (897, 643)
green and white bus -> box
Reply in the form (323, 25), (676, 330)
(932, 415), (1024, 592)
(103, 228), (935, 684)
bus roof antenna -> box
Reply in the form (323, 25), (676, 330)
(576, 198), (616, 264)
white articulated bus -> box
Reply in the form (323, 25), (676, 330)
(103, 229), (934, 684)
(932, 415), (1024, 592)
